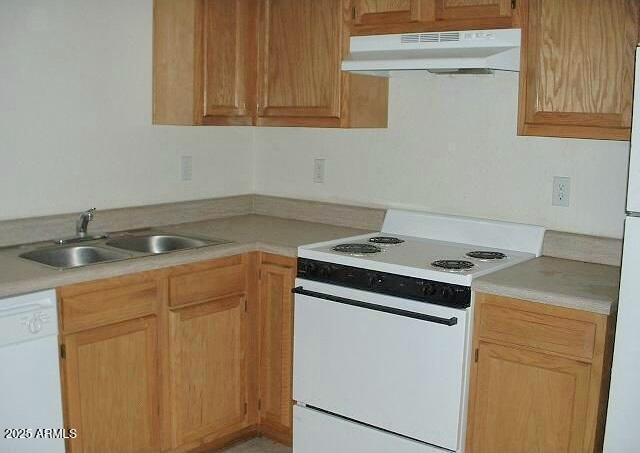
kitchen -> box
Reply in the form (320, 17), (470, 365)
(0, 0), (636, 452)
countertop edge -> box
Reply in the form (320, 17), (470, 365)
(472, 280), (617, 316)
(0, 241), (298, 300)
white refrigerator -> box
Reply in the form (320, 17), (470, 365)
(604, 48), (640, 452)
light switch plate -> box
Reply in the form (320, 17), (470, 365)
(181, 156), (193, 181)
(314, 159), (326, 184)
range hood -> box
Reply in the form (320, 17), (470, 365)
(341, 29), (521, 75)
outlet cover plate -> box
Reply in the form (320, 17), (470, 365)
(552, 176), (570, 207)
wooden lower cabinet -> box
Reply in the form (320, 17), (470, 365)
(466, 293), (614, 453)
(168, 295), (249, 450)
(169, 296), (247, 447)
(257, 253), (297, 445)
(64, 317), (161, 453)
(59, 273), (164, 453)
(58, 253), (297, 452)
(165, 256), (254, 452)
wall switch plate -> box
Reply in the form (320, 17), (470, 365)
(181, 155), (193, 181)
(313, 159), (326, 183)
(552, 176), (570, 207)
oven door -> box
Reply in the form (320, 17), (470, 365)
(293, 279), (468, 451)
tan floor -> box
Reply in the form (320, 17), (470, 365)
(221, 437), (292, 453)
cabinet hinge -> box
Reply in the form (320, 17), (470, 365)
(244, 297), (248, 312)
(511, 0), (516, 9)
(244, 402), (248, 415)
(258, 399), (262, 411)
(474, 348), (479, 363)
(60, 344), (66, 360)
(352, 6), (357, 20)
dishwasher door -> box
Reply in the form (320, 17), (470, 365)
(0, 290), (65, 453)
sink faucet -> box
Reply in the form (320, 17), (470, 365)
(76, 208), (96, 238)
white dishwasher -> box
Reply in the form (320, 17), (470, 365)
(0, 290), (65, 453)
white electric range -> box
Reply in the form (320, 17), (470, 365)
(292, 210), (545, 453)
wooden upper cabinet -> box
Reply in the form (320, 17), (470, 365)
(435, 0), (514, 21)
(154, 0), (388, 128)
(63, 317), (161, 453)
(257, 254), (297, 445)
(257, 0), (342, 125)
(256, 0), (388, 127)
(352, 0), (435, 26)
(199, 0), (257, 125)
(518, 0), (639, 140)
(153, 0), (256, 126)
(349, 0), (518, 35)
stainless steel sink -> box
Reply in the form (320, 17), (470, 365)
(105, 234), (224, 254)
(20, 245), (130, 269)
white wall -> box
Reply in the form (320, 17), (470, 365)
(1, 1), (630, 239)
(0, 0), (254, 221)
(254, 73), (630, 238)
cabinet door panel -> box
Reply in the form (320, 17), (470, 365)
(64, 317), (160, 453)
(169, 295), (248, 448)
(258, 257), (296, 443)
(258, 0), (341, 121)
(199, 0), (256, 125)
(468, 341), (591, 453)
(436, 0), (513, 20)
(353, 0), (422, 25)
(519, 0), (639, 140)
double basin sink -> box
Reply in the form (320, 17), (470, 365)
(19, 234), (229, 270)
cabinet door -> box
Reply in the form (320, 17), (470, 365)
(467, 341), (592, 453)
(63, 317), (160, 453)
(169, 295), (248, 448)
(518, 0), (639, 140)
(257, 0), (342, 126)
(258, 257), (296, 444)
(198, 0), (256, 125)
(435, 0), (514, 20)
(352, 0), (430, 25)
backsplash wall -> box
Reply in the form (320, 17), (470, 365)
(254, 73), (630, 239)
(0, 0), (253, 221)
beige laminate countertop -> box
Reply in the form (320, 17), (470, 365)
(472, 256), (621, 315)
(0, 215), (370, 299)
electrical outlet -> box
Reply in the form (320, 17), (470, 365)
(181, 155), (193, 181)
(313, 159), (326, 183)
(552, 176), (570, 207)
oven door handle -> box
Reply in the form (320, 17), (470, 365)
(292, 286), (458, 326)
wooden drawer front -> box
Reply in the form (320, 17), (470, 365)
(60, 279), (160, 334)
(477, 303), (597, 360)
(169, 256), (246, 307)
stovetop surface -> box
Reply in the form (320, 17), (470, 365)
(298, 232), (536, 286)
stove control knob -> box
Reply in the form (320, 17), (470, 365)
(422, 283), (436, 297)
(366, 273), (377, 288)
(441, 286), (454, 299)
(318, 265), (331, 279)
(304, 262), (317, 275)
(374, 274), (385, 287)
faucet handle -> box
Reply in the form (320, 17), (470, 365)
(85, 208), (96, 219)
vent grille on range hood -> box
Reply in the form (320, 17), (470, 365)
(342, 28), (521, 76)
(400, 31), (461, 43)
